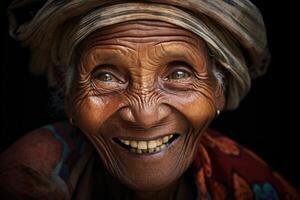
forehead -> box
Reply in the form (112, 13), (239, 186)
(77, 20), (210, 73)
(78, 20), (207, 52)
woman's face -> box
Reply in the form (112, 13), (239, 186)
(66, 20), (224, 191)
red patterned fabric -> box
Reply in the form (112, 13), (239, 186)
(0, 122), (299, 199)
(194, 130), (300, 200)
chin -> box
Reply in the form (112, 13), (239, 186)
(96, 128), (201, 192)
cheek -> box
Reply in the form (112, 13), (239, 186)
(171, 93), (216, 170)
(72, 96), (120, 136)
(170, 93), (216, 131)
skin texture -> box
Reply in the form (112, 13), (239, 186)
(65, 20), (225, 199)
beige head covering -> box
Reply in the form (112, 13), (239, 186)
(8, 0), (270, 110)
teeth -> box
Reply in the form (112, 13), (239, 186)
(156, 138), (163, 146)
(137, 141), (148, 150)
(160, 144), (166, 150)
(148, 148), (154, 153)
(137, 149), (142, 154)
(163, 136), (169, 143)
(130, 141), (138, 148)
(142, 149), (148, 153)
(119, 134), (174, 154)
(148, 140), (157, 149)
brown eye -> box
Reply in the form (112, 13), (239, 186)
(168, 70), (191, 80)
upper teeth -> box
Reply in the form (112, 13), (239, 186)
(119, 134), (174, 153)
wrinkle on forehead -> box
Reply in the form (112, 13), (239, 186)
(154, 42), (208, 70)
(80, 20), (204, 46)
(85, 47), (136, 69)
(78, 20), (210, 75)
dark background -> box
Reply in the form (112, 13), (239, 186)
(1, 0), (298, 189)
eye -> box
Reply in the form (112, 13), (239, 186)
(167, 70), (191, 80)
(163, 61), (193, 81)
(91, 64), (126, 84)
(96, 72), (115, 82)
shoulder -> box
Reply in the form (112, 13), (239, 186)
(193, 129), (300, 200)
(0, 122), (86, 199)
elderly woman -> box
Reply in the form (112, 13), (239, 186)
(0, 0), (298, 199)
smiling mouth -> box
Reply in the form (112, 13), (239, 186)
(113, 134), (179, 154)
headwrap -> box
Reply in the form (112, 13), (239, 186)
(8, 0), (270, 110)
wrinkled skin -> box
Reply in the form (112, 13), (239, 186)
(65, 20), (225, 199)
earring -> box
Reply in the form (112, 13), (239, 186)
(216, 110), (221, 117)
(69, 117), (75, 125)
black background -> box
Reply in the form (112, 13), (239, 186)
(1, 0), (299, 190)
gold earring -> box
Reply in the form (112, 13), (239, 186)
(216, 110), (221, 116)
(69, 118), (75, 125)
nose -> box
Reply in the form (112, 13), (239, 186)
(119, 102), (172, 129)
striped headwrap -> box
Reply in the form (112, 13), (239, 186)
(8, 0), (270, 109)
